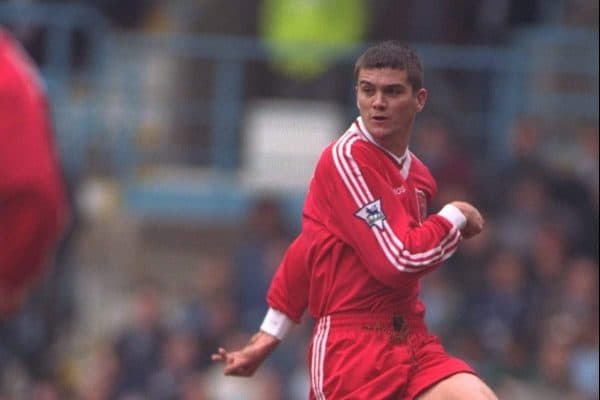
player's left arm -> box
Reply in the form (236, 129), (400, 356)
(328, 143), (465, 287)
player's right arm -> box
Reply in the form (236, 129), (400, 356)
(212, 233), (310, 376)
(265, 233), (310, 323)
(211, 330), (280, 376)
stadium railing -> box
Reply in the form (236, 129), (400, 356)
(1, 3), (597, 224)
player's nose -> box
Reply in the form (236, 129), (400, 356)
(372, 91), (386, 108)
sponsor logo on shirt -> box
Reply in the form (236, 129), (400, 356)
(355, 199), (386, 229)
(393, 186), (406, 195)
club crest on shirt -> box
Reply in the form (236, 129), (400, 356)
(415, 189), (427, 224)
(355, 199), (386, 229)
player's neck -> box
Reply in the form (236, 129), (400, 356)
(373, 130), (410, 159)
(357, 117), (411, 158)
(378, 139), (408, 158)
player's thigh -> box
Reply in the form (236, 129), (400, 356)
(415, 372), (498, 400)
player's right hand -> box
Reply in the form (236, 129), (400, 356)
(450, 201), (484, 239)
(211, 331), (280, 377)
(211, 346), (259, 376)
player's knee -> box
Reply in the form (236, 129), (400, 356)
(416, 373), (497, 400)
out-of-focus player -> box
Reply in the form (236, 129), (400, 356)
(0, 27), (69, 318)
(213, 41), (497, 399)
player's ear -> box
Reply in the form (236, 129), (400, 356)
(415, 88), (427, 112)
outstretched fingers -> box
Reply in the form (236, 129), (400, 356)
(211, 347), (229, 362)
(224, 359), (253, 376)
(211, 331), (280, 377)
(211, 348), (253, 376)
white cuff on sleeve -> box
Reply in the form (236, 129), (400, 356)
(438, 204), (467, 230)
(260, 308), (294, 340)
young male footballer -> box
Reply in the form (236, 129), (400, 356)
(213, 41), (497, 400)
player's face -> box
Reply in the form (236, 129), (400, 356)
(356, 68), (427, 144)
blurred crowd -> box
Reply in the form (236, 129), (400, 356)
(413, 114), (599, 400)
(1, 113), (597, 399)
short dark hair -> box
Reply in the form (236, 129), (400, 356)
(354, 41), (424, 90)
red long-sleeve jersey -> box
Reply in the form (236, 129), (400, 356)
(0, 29), (69, 293)
(267, 118), (463, 323)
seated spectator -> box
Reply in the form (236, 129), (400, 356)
(112, 278), (166, 397)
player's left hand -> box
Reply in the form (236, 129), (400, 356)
(450, 201), (485, 239)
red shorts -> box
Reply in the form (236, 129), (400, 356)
(307, 310), (475, 400)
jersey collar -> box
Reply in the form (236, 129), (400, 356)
(355, 117), (412, 180)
